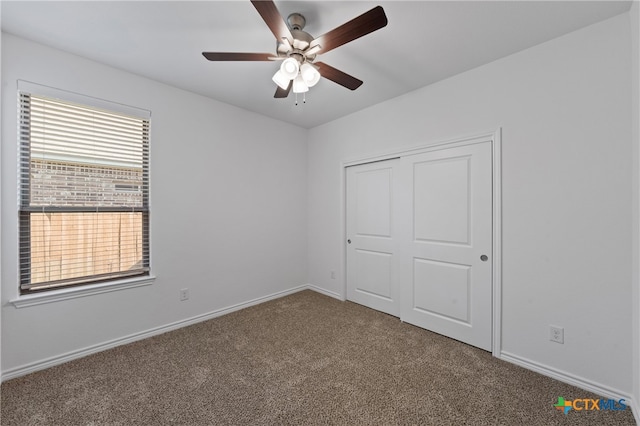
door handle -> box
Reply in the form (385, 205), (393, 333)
(480, 255), (488, 261)
(347, 239), (351, 244)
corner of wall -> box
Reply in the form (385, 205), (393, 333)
(631, 0), (640, 422)
(0, 26), (4, 384)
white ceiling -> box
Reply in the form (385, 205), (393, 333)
(1, 1), (632, 128)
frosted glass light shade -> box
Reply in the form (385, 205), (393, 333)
(300, 63), (321, 87)
(272, 70), (291, 90)
(280, 58), (299, 79)
(292, 74), (309, 93)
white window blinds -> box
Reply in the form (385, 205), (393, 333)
(19, 92), (150, 292)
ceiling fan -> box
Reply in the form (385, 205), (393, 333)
(202, 1), (388, 101)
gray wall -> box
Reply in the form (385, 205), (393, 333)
(631, 0), (640, 419)
(1, 34), (308, 375)
(307, 14), (633, 395)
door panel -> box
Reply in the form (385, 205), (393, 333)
(399, 142), (492, 350)
(413, 258), (470, 323)
(346, 160), (400, 316)
(413, 156), (470, 245)
(355, 168), (392, 237)
(354, 249), (393, 299)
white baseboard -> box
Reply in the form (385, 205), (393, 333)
(306, 284), (344, 301)
(2, 284), (311, 382)
(500, 351), (632, 403)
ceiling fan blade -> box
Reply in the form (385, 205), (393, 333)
(274, 81), (292, 98)
(315, 62), (363, 90)
(251, 0), (294, 43)
(202, 52), (274, 61)
(310, 6), (388, 55)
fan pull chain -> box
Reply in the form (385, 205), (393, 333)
(293, 93), (308, 106)
(293, 93), (307, 106)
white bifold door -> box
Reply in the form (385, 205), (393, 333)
(346, 141), (493, 351)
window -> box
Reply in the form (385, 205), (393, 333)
(19, 91), (150, 293)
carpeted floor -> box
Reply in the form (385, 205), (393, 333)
(1, 290), (636, 425)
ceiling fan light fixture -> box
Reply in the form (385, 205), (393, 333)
(293, 74), (309, 93)
(272, 70), (291, 90)
(280, 57), (299, 79)
(300, 63), (321, 87)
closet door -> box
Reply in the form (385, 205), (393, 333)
(398, 141), (493, 350)
(346, 159), (401, 317)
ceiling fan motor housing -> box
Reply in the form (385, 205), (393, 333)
(276, 13), (316, 61)
(287, 13), (306, 30)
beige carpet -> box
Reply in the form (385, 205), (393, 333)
(1, 290), (636, 425)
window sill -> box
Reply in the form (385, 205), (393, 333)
(9, 275), (156, 308)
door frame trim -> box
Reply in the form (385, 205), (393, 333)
(340, 128), (503, 357)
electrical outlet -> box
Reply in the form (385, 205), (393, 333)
(330, 270), (336, 279)
(180, 288), (189, 301)
(550, 325), (564, 344)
